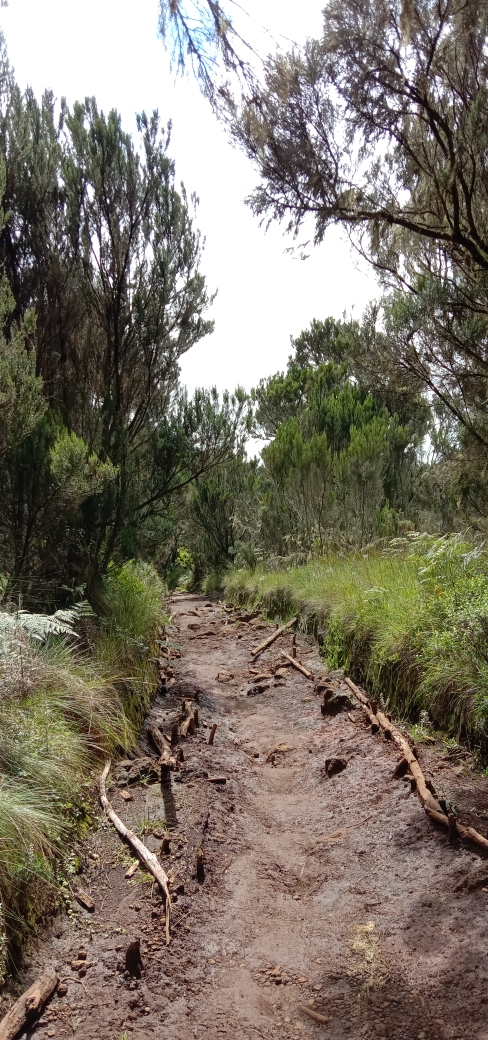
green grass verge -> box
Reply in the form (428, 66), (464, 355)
(224, 534), (488, 751)
(0, 560), (166, 976)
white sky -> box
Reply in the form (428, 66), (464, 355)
(1, 0), (377, 396)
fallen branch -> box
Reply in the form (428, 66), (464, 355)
(251, 616), (297, 658)
(344, 677), (441, 814)
(344, 677), (488, 853)
(298, 1005), (329, 1024)
(99, 761), (171, 943)
(0, 969), (58, 1040)
(425, 807), (488, 851)
(179, 715), (195, 738)
(281, 651), (313, 680)
(147, 723), (177, 782)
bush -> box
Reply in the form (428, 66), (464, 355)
(224, 535), (488, 752)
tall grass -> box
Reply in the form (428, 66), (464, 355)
(0, 560), (166, 976)
(224, 534), (488, 749)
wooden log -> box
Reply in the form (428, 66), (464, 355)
(0, 969), (58, 1040)
(147, 723), (171, 757)
(208, 723), (217, 745)
(281, 651), (313, 680)
(375, 708), (393, 740)
(147, 723), (177, 783)
(99, 761), (172, 944)
(251, 616), (298, 658)
(424, 807), (488, 851)
(179, 715), (195, 738)
(345, 676), (488, 851)
(344, 677), (442, 814)
(298, 1005), (329, 1025)
(448, 813), (458, 844)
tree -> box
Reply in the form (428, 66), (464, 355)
(160, 2), (488, 479)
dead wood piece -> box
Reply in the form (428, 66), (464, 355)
(161, 837), (171, 855)
(196, 848), (205, 882)
(125, 861), (139, 879)
(120, 789), (133, 802)
(181, 698), (194, 717)
(206, 776), (227, 784)
(251, 672), (272, 683)
(75, 890), (95, 912)
(298, 1005), (329, 1024)
(125, 939), (143, 978)
(193, 707), (199, 727)
(251, 616), (298, 658)
(281, 651), (314, 680)
(147, 724), (177, 780)
(0, 969), (58, 1040)
(99, 761), (171, 943)
(179, 715), (195, 738)
(216, 669), (234, 682)
(448, 813), (459, 844)
(375, 708), (393, 740)
(208, 724), (217, 745)
(344, 677), (442, 814)
(346, 677), (488, 853)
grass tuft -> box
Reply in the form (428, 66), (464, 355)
(0, 559), (166, 973)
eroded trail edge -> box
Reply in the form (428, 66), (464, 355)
(3, 594), (488, 1040)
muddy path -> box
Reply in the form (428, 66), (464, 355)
(4, 594), (488, 1040)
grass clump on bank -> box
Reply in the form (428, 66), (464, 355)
(224, 534), (488, 750)
(0, 560), (166, 977)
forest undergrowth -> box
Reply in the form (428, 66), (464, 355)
(0, 560), (166, 977)
(225, 534), (488, 755)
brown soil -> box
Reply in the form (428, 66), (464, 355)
(4, 594), (488, 1040)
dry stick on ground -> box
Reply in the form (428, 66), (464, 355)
(208, 723), (217, 745)
(281, 651), (313, 680)
(147, 723), (177, 783)
(298, 1005), (329, 1025)
(99, 761), (172, 943)
(344, 677), (488, 852)
(251, 616), (298, 658)
(0, 969), (58, 1040)
(425, 807), (488, 851)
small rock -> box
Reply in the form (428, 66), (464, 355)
(57, 983), (68, 997)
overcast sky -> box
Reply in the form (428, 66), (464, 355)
(1, 0), (377, 396)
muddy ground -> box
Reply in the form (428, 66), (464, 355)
(3, 594), (488, 1040)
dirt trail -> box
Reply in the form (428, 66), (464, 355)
(4, 594), (488, 1040)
